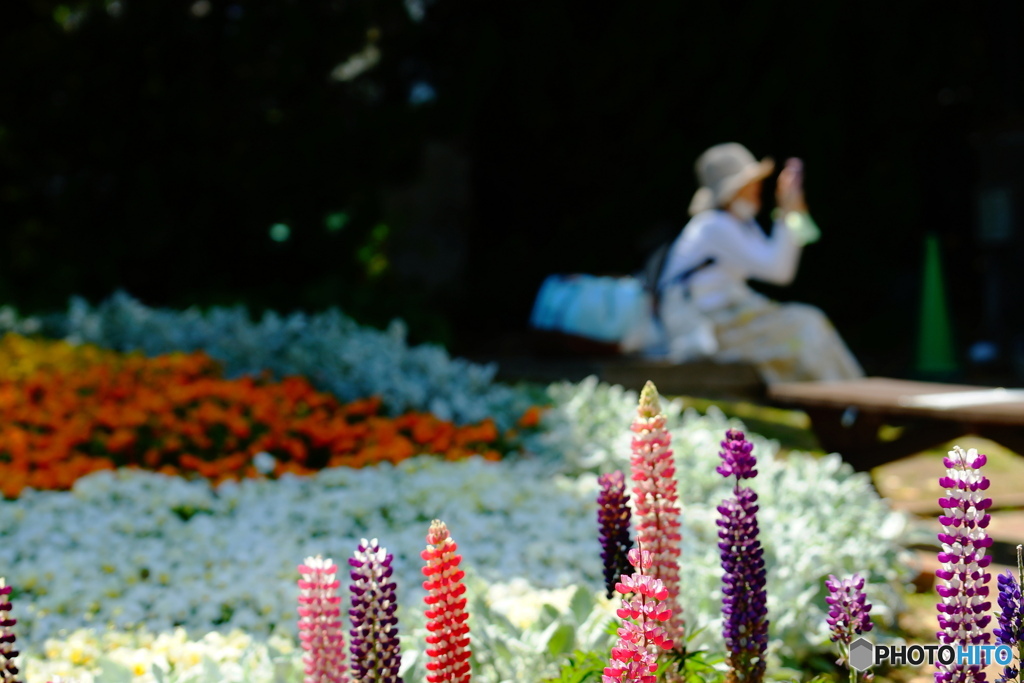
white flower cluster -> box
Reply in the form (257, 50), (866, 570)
(0, 292), (535, 429)
(24, 626), (300, 683)
(1, 456), (600, 647)
(27, 583), (618, 683)
(530, 376), (917, 661)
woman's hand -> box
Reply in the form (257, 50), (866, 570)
(776, 157), (809, 213)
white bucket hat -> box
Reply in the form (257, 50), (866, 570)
(688, 142), (775, 216)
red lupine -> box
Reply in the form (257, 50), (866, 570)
(629, 381), (684, 644)
(603, 548), (675, 683)
(422, 520), (470, 683)
(298, 556), (348, 683)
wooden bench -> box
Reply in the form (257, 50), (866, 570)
(474, 355), (766, 401)
(768, 377), (1024, 471)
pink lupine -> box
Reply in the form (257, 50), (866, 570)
(603, 547), (675, 683)
(298, 556), (348, 683)
(422, 520), (470, 683)
(629, 381), (684, 644)
(0, 579), (19, 683)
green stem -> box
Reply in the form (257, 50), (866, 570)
(841, 643), (855, 683)
(1017, 545), (1024, 682)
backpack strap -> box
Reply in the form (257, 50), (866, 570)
(650, 256), (716, 324)
(656, 256), (717, 295)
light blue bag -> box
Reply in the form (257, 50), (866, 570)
(529, 274), (648, 344)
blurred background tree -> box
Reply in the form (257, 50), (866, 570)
(2, 0), (1022, 375)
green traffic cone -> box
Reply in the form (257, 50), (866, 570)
(915, 233), (959, 376)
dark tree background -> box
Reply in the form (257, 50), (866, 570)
(2, 0), (1023, 376)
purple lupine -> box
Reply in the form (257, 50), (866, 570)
(993, 570), (1022, 683)
(825, 573), (873, 679)
(716, 429), (768, 683)
(936, 446), (994, 683)
(0, 579), (19, 683)
(297, 556), (348, 683)
(598, 470), (633, 599)
(348, 538), (403, 683)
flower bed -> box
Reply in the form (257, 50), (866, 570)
(0, 297), (925, 682)
(0, 293), (538, 429)
(1, 410), (913, 681)
(0, 336), (519, 498)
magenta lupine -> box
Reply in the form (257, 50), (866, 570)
(598, 470), (634, 599)
(825, 574), (874, 683)
(936, 446), (994, 683)
(348, 538), (403, 683)
(298, 556), (348, 683)
(421, 520), (470, 683)
(629, 381), (684, 645)
(603, 547), (675, 683)
(0, 579), (20, 683)
(716, 429), (768, 683)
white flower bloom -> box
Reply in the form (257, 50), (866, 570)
(252, 452), (276, 475)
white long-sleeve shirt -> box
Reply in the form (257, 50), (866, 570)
(657, 209), (805, 312)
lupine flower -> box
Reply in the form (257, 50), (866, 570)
(348, 538), (403, 683)
(422, 520), (470, 683)
(298, 556), (347, 683)
(0, 579), (20, 683)
(603, 547), (675, 683)
(716, 429), (768, 683)
(629, 381), (684, 645)
(935, 446), (993, 683)
(598, 470), (634, 599)
(993, 571), (1023, 683)
(825, 573), (873, 680)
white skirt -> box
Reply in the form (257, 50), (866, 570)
(705, 293), (864, 383)
(644, 287), (865, 384)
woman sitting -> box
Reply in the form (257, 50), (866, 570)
(640, 142), (863, 383)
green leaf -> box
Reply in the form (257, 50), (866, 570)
(544, 622), (577, 657)
(568, 585), (595, 622)
(95, 657), (134, 683)
(544, 649), (608, 683)
(535, 603), (560, 629)
(202, 654), (221, 680)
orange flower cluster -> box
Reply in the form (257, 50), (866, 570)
(0, 336), (527, 499)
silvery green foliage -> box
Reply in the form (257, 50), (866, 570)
(0, 306), (45, 336)
(523, 375), (688, 471)
(9, 291), (535, 428)
(529, 376), (915, 663)
(399, 577), (617, 683)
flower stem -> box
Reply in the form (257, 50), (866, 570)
(1018, 544), (1024, 683)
